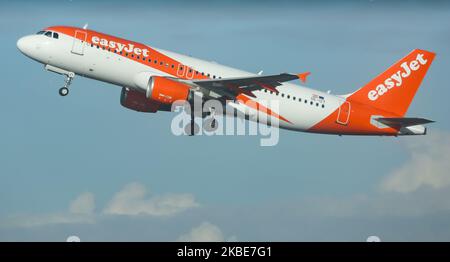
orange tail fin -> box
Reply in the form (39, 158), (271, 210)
(348, 49), (435, 116)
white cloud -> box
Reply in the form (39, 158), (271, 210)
(1, 182), (199, 228)
(381, 131), (450, 193)
(103, 182), (199, 216)
(69, 192), (95, 215)
(0, 213), (95, 228)
(0, 192), (96, 228)
(177, 222), (227, 242)
(290, 132), (450, 217)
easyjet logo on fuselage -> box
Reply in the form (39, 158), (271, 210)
(91, 36), (150, 57)
(367, 53), (428, 101)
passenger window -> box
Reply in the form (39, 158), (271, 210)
(281, 93), (284, 97)
(322, 104), (325, 108)
(287, 95), (290, 99)
(45, 31), (52, 37)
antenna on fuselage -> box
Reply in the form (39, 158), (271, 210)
(83, 23), (89, 30)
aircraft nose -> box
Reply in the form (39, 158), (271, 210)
(17, 36), (35, 55)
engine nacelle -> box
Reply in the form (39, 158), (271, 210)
(120, 87), (159, 113)
(146, 76), (191, 104)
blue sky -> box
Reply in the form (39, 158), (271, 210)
(1, 0), (450, 241)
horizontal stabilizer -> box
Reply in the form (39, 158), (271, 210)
(375, 117), (434, 127)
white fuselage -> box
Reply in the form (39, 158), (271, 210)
(18, 30), (344, 132)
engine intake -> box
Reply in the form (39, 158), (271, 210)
(147, 76), (191, 104)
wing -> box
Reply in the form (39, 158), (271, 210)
(375, 117), (434, 127)
(190, 73), (307, 99)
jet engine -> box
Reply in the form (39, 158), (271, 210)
(120, 87), (160, 113)
(146, 76), (191, 104)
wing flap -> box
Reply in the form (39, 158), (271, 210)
(191, 73), (302, 99)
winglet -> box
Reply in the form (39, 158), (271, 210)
(297, 72), (311, 83)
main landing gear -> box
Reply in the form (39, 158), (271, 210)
(203, 107), (218, 132)
(58, 72), (75, 97)
(184, 105), (200, 136)
(184, 106), (218, 136)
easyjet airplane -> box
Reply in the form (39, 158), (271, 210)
(17, 25), (435, 136)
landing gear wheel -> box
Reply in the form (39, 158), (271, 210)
(184, 121), (200, 136)
(203, 118), (218, 132)
(58, 72), (75, 96)
(59, 87), (69, 96)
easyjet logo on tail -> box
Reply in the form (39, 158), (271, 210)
(368, 53), (428, 101)
(91, 36), (150, 57)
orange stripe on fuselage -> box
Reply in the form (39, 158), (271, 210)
(307, 99), (400, 135)
(46, 26), (209, 81)
(236, 94), (291, 124)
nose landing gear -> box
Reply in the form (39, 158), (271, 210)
(58, 72), (75, 97)
(59, 87), (69, 96)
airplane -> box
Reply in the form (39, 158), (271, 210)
(16, 25), (435, 136)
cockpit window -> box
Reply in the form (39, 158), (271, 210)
(44, 31), (52, 37)
(36, 31), (45, 35)
(53, 32), (59, 39)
